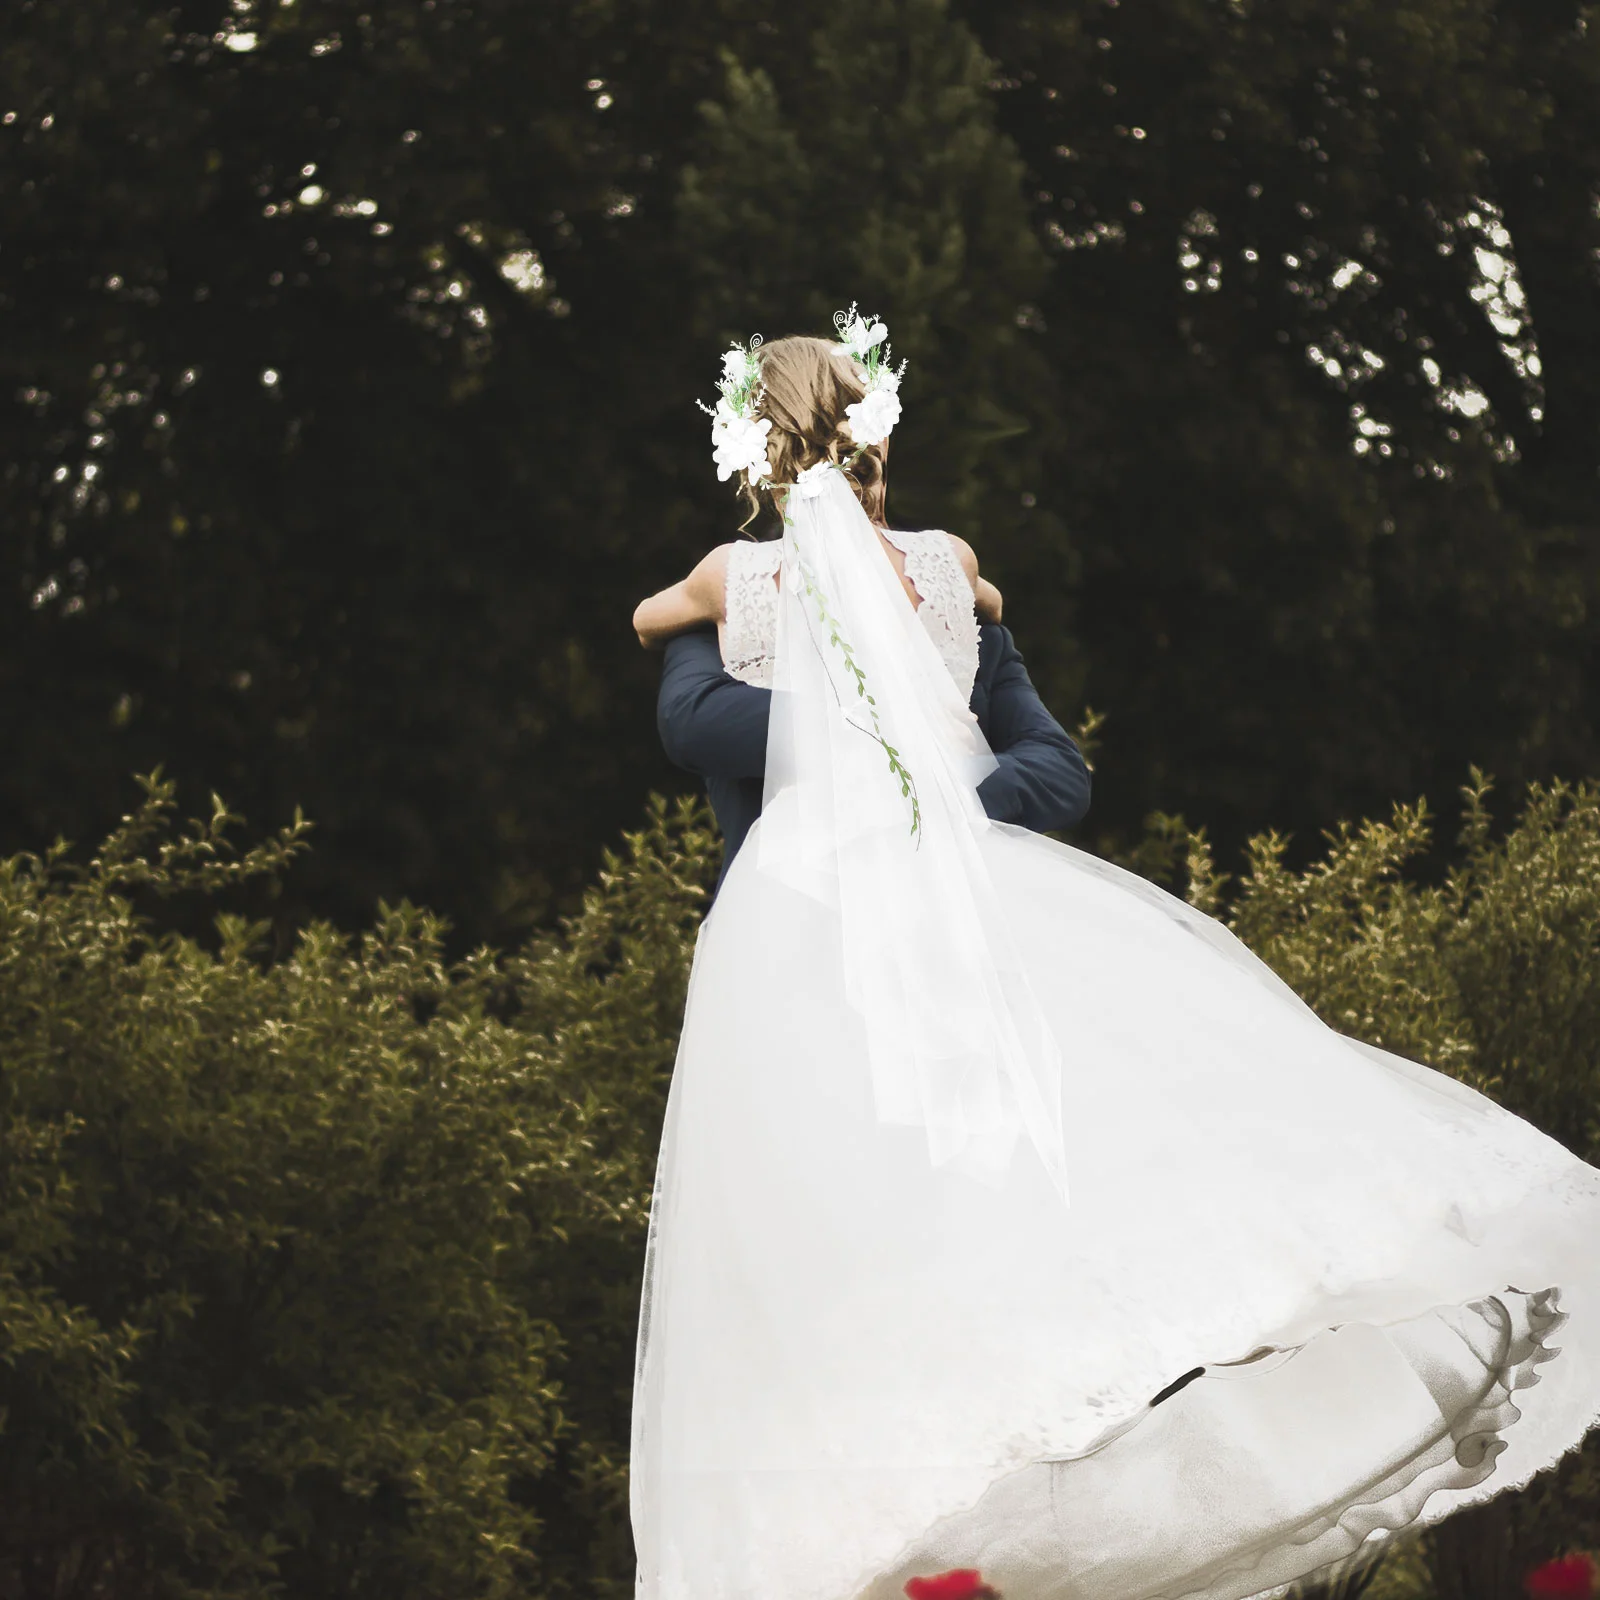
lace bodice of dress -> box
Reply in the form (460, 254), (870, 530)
(722, 528), (980, 700)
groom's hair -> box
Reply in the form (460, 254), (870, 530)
(734, 335), (890, 536)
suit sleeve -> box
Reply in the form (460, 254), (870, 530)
(975, 628), (1092, 831)
(656, 626), (771, 780)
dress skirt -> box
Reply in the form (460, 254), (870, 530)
(630, 814), (1600, 1600)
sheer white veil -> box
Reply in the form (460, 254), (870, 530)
(754, 464), (1071, 1203)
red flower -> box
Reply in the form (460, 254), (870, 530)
(904, 1571), (994, 1600)
(1525, 1555), (1597, 1600)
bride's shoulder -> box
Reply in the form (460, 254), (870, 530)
(685, 541), (737, 585)
(693, 542), (736, 573)
(681, 539), (781, 611)
(936, 531), (980, 585)
(934, 532), (1003, 622)
(693, 537), (780, 570)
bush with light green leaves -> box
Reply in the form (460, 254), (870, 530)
(2, 767), (1596, 1600)
(0, 774), (715, 1600)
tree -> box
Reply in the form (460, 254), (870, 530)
(957, 0), (1600, 873)
(5, 0), (1600, 953)
(0, 0), (666, 948)
(669, 0), (1068, 542)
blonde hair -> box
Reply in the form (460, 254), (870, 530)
(733, 334), (891, 536)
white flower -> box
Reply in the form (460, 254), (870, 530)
(709, 398), (772, 483)
(843, 385), (901, 448)
(792, 461), (838, 499)
(837, 304), (889, 360)
(698, 310), (908, 485)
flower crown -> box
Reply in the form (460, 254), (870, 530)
(695, 302), (909, 492)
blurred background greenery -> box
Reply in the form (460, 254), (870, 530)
(4, 1), (1600, 1596)
(4, 0), (1597, 951)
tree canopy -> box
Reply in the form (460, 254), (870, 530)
(2, 0), (1597, 947)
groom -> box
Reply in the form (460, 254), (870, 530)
(656, 622), (1092, 898)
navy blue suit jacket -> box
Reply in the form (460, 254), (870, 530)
(657, 623), (1091, 896)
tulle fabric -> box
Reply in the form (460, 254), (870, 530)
(758, 468), (1068, 1196)
(630, 474), (1600, 1600)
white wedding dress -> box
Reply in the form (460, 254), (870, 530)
(630, 469), (1600, 1600)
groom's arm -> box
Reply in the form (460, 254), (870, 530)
(656, 626), (768, 780)
(973, 625), (1091, 832)
(657, 623), (1090, 833)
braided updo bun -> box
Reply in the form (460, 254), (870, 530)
(734, 334), (890, 535)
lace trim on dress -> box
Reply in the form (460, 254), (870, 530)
(881, 529), (981, 702)
(719, 529), (979, 699)
(722, 540), (782, 688)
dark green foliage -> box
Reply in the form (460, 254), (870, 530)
(0, 775), (716, 1599)
(672, 0), (1064, 543)
(4, 0), (1597, 948)
(0, 0), (674, 948)
(965, 0), (1600, 871)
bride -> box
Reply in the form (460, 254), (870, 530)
(626, 306), (1600, 1600)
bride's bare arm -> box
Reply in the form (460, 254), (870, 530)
(633, 545), (733, 649)
(946, 534), (1003, 624)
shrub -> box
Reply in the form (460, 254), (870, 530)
(3, 767), (1596, 1600)
(0, 774), (717, 1600)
